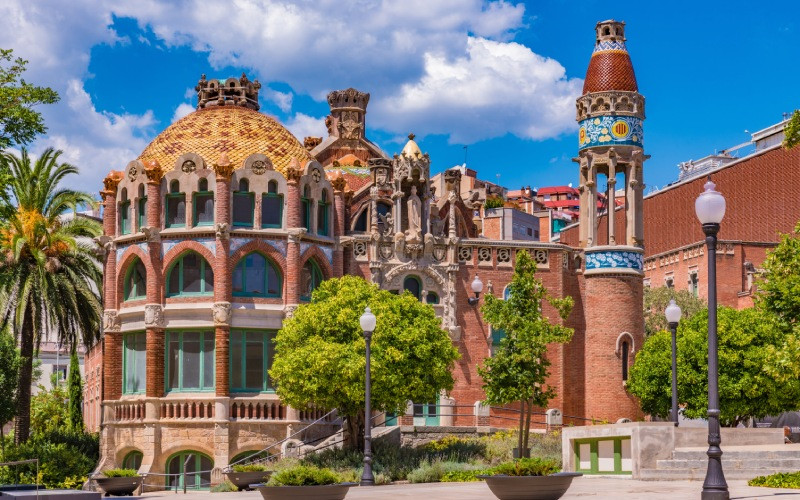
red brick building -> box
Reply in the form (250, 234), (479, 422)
(95, 21), (647, 484)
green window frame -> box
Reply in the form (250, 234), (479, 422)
(301, 186), (311, 230)
(573, 437), (632, 475)
(193, 178), (214, 227)
(165, 181), (186, 228)
(403, 275), (422, 300)
(165, 451), (213, 490)
(138, 196), (147, 229)
(123, 332), (146, 394)
(233, 178), (254, 228)
(261, 181), (283, 229)
(232, 252), (282, 298)
(124, 258), (147, 301)
(300, 259), (323, 302)
(120, 200), (131, 235)
(166, 252), (214, 297)
(123, 450), (143, 471)
(165, 330), (215, 392)
(426, 291), (439, 304)
(317, 190), (329, 236)
(229, 330), (276, 393)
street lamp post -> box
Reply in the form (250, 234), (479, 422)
(695, 178), (729, 500)
(665, 299), (682, 427)
(468, 274), (484, 306)
(359, 306), (377, 487)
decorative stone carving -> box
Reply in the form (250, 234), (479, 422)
(497, 248), (511, 265)
(478, 247), (491, 263)
(283, 305), (298, 319)
(533, 249), (549, 266)
(213, 153), (235, 180)
(102, 171), (124, 193)
(458, 246), (472, 263)
(94, 235), (115, 258)
(432, 245), (447, 262)
(379, 242), (393, 260)
(287, 228), (307, 243)
(196, 72), (261, 111)
(128, 165), (138, 182)
(181, 160), (197, 173)
(140, 226), (160, 243)
(285, 158), (303, 183)
(311, 168), (322, 183)
(215, 222), (230, 240)
(251, 160), (267, 175)
(338, 110), (362, 140)
(144, 304), (165, 328)
(143, 160), (164, 184)
(103, 310), (121, 332)
(212, 302), (232, 326)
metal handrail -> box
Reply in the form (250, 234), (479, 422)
(0, 459), (39, 500)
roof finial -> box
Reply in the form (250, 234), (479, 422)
(408, 133), (416, 141)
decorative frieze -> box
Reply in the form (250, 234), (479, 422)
(144, 304), (165, 328)
(103, 310), (121, 332)
(212, 302), (232, 326)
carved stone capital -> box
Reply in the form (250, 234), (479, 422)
(103, 310), (121, 332)
(287, 228), (306, 243)
(94, 235), (115, 258)
(213, 153), (235, 180)
(212, 302), (232, 326)
(285, 157), (303, 184)
(143, 160), (164, 184)
(140, 226), (161, 244)
(103, 170), (124, 193)
(144, 304), (165, 329)
(329, 171), (348, 193)
(215, 222), (230, 241)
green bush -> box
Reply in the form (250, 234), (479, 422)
(490, 457), (559, 477)
(441, 468), (488, 482)
(231, 463), (270, 472)
(103, 469), (139, 478)
(0, 440), (95, 489)
(210, 480), (238, 492)
(407, 461), (482, 484)
(484, 196), (505, 210)
(266, 465), (342, 486)
(481, 430), (562, 465)
(422, 435), (486, 462)
(749, 471), (800, 488)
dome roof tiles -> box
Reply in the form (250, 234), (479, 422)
(582, 41), (638, 95)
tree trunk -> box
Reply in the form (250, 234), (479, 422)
(522, 398), (534, 456)
(517, 400), (525, 453)
(342, 411), (365, 452)
(14, 307), (34, 444)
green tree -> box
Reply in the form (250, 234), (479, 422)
(756, 221), (800, 327)
(0, 49), (59, 151)
(476, 250), (573, 456)
(784, 109), (800, 150)
(270, 276), (460, 450)
(644, 286), (706, 337)
(628, 307), (797, 426)
(30, 376), (69, 436)
(0, 147), (102, 444)
(67, 348), (83, 431)
(0, 327), (21, 450)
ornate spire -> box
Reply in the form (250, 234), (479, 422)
(325, 88), (370, 140)
(582, 20), (637, 94)
(196, 73), (261, 111)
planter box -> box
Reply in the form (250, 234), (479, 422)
(252, 482), (355, 500)
(94, 476), (142, 497)
(225, 471), (272, 491)
(478, 473), (581, 500)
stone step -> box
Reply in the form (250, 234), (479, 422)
(640, 467), (798, 481)
(657, 458), (800, 470)
(672, 446), (800, 460)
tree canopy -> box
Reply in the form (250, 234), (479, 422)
(270, 275), (459, 449)
(0, 328), (20, 446)
(756, 221), (800, 327)
(0, 49), (59, 151)
(784, 109), (800, 150)
(477, 250), (573, 455)
(643, 286), (706, 337)
(628, 306), (798, 426)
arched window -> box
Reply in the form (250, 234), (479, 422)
(317, 190), (330, 236)
(122, 450), (143, 471)
(232, 252), (281, 297)
(233, 178), (254, 227)
(426, 291), (439, 304)
(119, 188), (130, 235)
(124, 258), (146, 301)
(166, 180), (186, 228)
(301, 186), (311, 230)
(167, 252), (214, 297)
(193, 178), (214, 226)
(353, 207), (368, 232)
(166, 451), (213, 490)
(300, 259), (324, 301)
(261, 180), (282, 228)
(622, 341), (630, 381)
(137, 184), (147, 229)
(403, 276), (421, 300)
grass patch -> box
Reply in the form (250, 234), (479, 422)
(102, 468), (139, 478)
(266, 465), (342, 487)
(749, 471), (800, 489)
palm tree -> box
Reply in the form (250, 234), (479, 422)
(0, 147), (102, 443)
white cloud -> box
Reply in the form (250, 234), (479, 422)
(172, 103), (195, 123)
(285, 113), (326, 141)
(262, 88), (293, 113)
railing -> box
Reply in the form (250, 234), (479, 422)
(300, 406), (337, 423)
(230, 398), (285, 420)
(159, 399), (215, 420)
(110, 400), (146, 422)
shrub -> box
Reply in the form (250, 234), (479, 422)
(422, 435), (486, 462)
(441, 469), (488, 482)
(266, 465), (342, 486)
(749, 471), (800, 489)
(490, 457), (559, 477)
(103, 469), (139, 478)
(407, 461), (481, 484)
(0, 440), (95, 488)
(210, 480), (238, 492)
(484, 196), (504, 210)
(231, 463), (270, 472)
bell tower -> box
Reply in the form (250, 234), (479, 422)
(576, 20), (646, 421)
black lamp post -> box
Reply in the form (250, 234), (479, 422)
(359, 306), (377, 486)
(665, 299), (682, 427)
(695, 178), (729, 500)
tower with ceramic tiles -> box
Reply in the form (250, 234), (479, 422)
(576, 20), (646, 421)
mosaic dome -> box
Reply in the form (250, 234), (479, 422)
(582, 21), (638, 95)
(138, 106), (314, 175)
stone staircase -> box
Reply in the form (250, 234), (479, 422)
(640, 444), (800, 480)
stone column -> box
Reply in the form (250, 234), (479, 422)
(143, 160), (165, 398)
(285, 159), (303, 305)
(100, 172), (123, 402)
(331, 174), (347, 277)
(586, 167), (597, 247)
(607, 173), (616, 246)
(213, 153), (234, 397)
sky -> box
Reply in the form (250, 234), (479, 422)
(1, 0), (797, 195)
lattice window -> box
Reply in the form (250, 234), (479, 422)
(458, 246), (472, 263)
(497, 248), (511, 265)
(477, 247), (492, 263)
(353, 241), (368, 260)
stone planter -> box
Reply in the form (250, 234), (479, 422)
(252, 482), (356, 500)
(225, 470), (272, 491)
(94, 476), (143, 496)
(478, 473), (582, 500)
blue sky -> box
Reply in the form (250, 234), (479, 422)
(1, 0), (797, 193)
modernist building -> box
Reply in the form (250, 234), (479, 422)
(95, 21), (647, 484)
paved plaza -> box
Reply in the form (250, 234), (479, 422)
(140, 478), (800, 499)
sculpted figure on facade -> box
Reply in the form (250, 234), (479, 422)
(103, 310), (121, 332)
(212, 302), (232, 326)
(144, 304), (165, 328)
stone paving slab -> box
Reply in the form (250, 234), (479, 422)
(140, 477), (800, 499)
